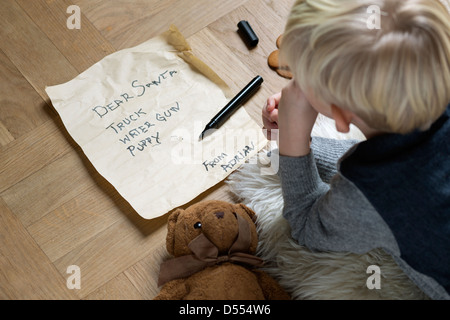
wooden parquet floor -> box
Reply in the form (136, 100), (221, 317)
(0, 0), (293, 299)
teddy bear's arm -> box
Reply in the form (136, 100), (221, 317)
(153, 279), (189, 300)
(253, 270), (291, 300)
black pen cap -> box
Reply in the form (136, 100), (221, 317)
(237, 20), (259, 47)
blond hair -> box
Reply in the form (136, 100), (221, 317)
(281, 0), (450, 133)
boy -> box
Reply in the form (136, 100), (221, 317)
(262, 0), (450, 299)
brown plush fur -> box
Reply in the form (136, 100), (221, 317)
(154, 200), (291, 300)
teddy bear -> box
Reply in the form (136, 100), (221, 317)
(154, 200), (291, 300)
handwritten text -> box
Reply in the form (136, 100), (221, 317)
(92, 70), (178, 119)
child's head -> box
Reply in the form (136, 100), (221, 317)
(280, 0), (450, 134)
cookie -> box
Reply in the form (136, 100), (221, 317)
(276, 66), (293, 79)
(276, 34), (283, 48)
(268, 49), (293, 79)
(268, 34), (293, 79)
(268, 50), (280, 69)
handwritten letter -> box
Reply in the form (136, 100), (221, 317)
(46, 26), (266, 219)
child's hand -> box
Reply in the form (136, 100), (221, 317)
(278, 80), (318, 157)
(262, 92), (281, 140)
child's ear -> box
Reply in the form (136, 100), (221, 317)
(166, 208), (183, 255)
(331, 104), (352, 133)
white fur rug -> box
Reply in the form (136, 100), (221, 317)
(227, 115), (428, 300)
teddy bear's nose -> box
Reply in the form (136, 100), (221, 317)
(214, 211), (224, 219)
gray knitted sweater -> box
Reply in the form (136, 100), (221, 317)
(277, 114), (450, 300)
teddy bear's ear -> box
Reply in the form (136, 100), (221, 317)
(234, 203), (257, 223)
(234, 203), (258, 253)
(166, 208), (183, 256)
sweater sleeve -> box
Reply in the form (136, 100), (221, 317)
(311, 136), (360, 184)
(276, 148), (400, 255)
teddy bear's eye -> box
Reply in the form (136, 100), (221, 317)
(193, 222), (202, 229)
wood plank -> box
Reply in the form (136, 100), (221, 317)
(123, 244), (169, 300)
(0, 49), (50, 142)
(27, 183), (134, 262)
(186, 28), (254, 96)
(0, 197), (75, 300)
(16, 0), (116, 73)
(0, 121), (14, 147)
(77, 0), (248, 49)
(0, 0), (78, 101)
(53, 214), (168, 298)
(0, 119), (74, 194)
(83, 273), (144, 300)
(1, 149), (97, 227)
(186, 27), (278, 126)
(75, 0), (175, 48)
(207, 0), (294, 101)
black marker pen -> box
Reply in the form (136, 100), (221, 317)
(199, 75), (263, 140)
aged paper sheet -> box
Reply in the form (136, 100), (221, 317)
(46, 26), (267, 219)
